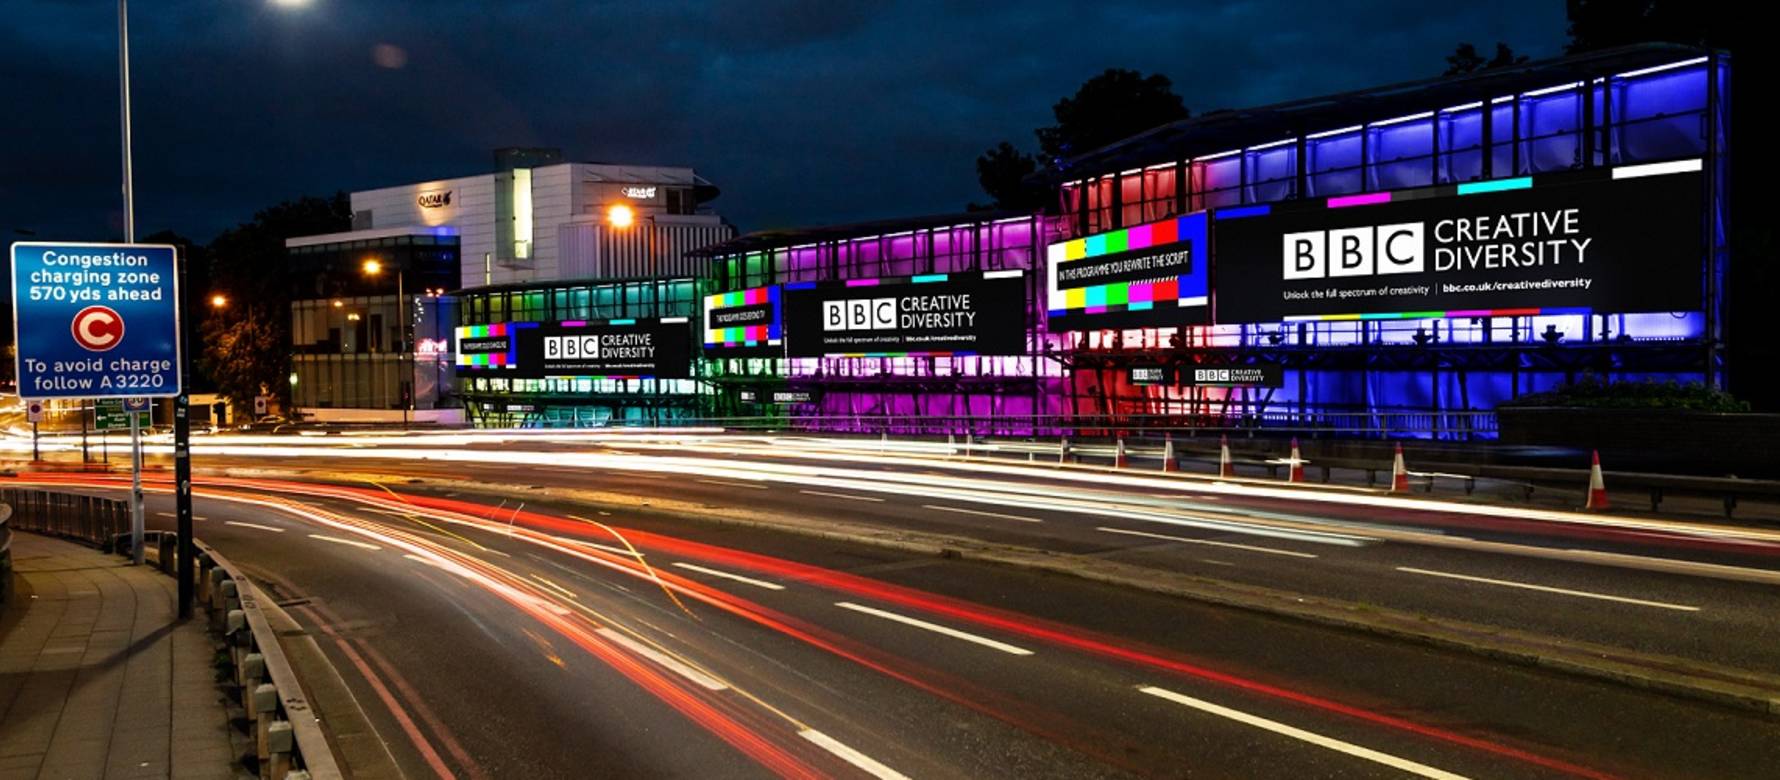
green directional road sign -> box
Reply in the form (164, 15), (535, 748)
(95, 398), (151, 431)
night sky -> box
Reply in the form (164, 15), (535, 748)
(2, 0), (1566, 244)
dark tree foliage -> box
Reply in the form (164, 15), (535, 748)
(974, 141), (1045, 212)
(1035, 69), (1189, 163)
(200, 193), (350, 407)
(1443, 42), (1529, 75)
(975, 69), (1188, 210)
(138, 229), (215, 392)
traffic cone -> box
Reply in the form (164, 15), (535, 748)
(1218, 435), (1235, 478)
(1585, 450), (1610, 510)
(1287, 437), (1306, 483)
(1390, 443), (1411, 493)
(1114, 438), (1129, 469)
(1162, 434), (1179, 472)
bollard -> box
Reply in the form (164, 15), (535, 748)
(266, 720), (295, 779)
(253, 683), (278, 770)
(241, 653), (266, 712)
(1058, 437), (1071, 466)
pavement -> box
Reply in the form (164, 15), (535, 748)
(0, 533), (240, 780)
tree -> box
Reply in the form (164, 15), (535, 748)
(1443, 42), (1528, 75)
(975, 68), (1189, 209)
(1036, 69), (1188, 163)
(974, 141), (1045, 212)
(139, 229), (216, 392)
(201, 193), (350, 407)
(198, 303), (286, 409)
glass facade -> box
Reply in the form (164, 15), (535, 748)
(454, 278), (698, 427)
(1049, 54), (1725, 437)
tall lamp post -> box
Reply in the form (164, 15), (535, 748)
(363, 259), (410, 429)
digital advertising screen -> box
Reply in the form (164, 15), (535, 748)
(781, 271), (1027, 358)
(458, 319), (692, 379)
(1045, 212), (1210, 331)
(454, 322), (531, 369)
(1211, 160), (1705, 323)
(702, 285), (783, 358)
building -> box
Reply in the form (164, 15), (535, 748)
(687, 43), (1725, 439)
(1039, 43), (1724, 438)
(286, 149), (734, 422)
(692, 212), (1059, 435)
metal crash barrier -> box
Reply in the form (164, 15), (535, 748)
(0, 488), (131, 548)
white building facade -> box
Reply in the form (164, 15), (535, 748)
(346, 159), (733, 289)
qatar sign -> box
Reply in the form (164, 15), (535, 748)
(1212, 160), (1705, 322)
(11, 242), (182, 399)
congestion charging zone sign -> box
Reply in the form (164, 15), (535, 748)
(10, 242), (182, 399)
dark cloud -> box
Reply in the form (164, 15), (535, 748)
(0, 0), (1566, 243)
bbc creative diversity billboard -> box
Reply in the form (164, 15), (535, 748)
(455, 318), (692, 378)
(1212, 160), (1705, 323)
(1045, 212), (1210, 331)
(781, 271), (1027, 358)
(702, 285), (783, 358)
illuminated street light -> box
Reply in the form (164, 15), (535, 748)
(606, 203), (635, 229)
(332, 299), (344, 308)
(209, 294), (228, 309)
(362, 258), (383, 275)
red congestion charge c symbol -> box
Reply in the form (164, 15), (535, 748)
(71, 305), (125, 352)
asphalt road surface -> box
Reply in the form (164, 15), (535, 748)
(9, 449), (1780, 778)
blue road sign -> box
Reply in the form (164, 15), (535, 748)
(10, 242), (183, 400)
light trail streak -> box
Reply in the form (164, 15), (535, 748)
(3, 473), (1637, 778)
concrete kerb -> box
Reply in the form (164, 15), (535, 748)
(197, 539), (346, 780)
(207, 465), (1780, 718)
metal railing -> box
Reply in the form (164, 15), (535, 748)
(594, 411), (1500, 440)
(0, 488), (131, 548)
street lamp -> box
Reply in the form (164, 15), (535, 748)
(209, 294), (228, 309)
(362, 257), (409, 429)
(605, 203), (635, 229)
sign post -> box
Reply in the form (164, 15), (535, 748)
(11, 241), (182, 570)
(26, 401), (43, 461)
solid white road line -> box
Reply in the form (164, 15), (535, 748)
(671, 562), (786, 590)
(155, 511), (176, 518)
(594, 628), (728, 691)
(1097, 526), (1319, 559)
(835, 602), (1033, 656)
(800, 489), (885, 503)
(1138, 686), (1468, 780)
(921, 504), (1042, 523)
(696, 478), (768, 490)
(308, 534), (382, 551)
(799, 729), (911, 780)
(1394, 567), (1700, 612)
(224, 521), (284, 533)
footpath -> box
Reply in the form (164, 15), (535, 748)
(0, 533), (240, 780)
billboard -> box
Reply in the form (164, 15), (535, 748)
(1212, 160), (1705, 323)
(1180, 364), (1284, 388)
(702, 285), (783, 358)
(456, 319), (692, 378)
(782, 271), (1027, 358)
(1046, 213), (1209, 331)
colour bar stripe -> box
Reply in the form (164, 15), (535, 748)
(1613, 158), (1702, 180)
(1327, 192), (1392, 208)
(911, 274), (949, 283)
(845, 279), (880, 287)
(1457, 177), (1531, 195)
(1214, 205), (1271, 220)
(1282, 306), (1595, 322)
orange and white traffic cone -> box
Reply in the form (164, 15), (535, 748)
(1219, 435), (1235, 478)
(1114, 438), (1129, 469)
(1390, 442), (1411, 493)
(1585, 449), (1610, 510)
(1287, 437), (1306, 483)
(1162, 434), (1178, 472)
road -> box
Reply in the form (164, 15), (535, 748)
(6, 432), (1780, 778)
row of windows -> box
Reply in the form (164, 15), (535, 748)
(709, 218), (1045, 291)
(457, 279), (697, 324)
(1061, 58), (1720, 236)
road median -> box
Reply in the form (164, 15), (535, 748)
(211, 464), (1780, 718)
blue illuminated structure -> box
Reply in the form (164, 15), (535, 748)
(1047, 44), (1727, 438)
